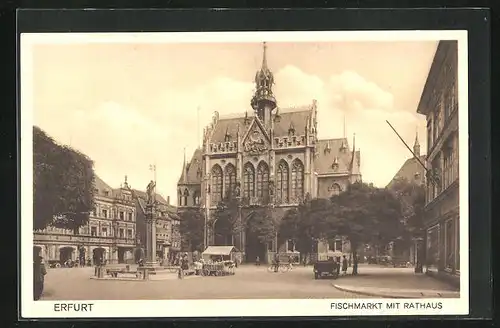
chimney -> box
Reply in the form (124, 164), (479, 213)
(167, 196), (170, 205)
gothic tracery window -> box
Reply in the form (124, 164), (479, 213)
(183, 189), (189, 206)
(193, 190), (201, 206)
(256, 161), (270, 202)
(330, 183), (341, 196)
(276, 160), (289, 203)
(211, 165), (223, 205)
(291, 159), (304, 202)
(224, 164), (236, 199)
(243, 163), (255, 199)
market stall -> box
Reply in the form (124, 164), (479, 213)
(201, 246), (238, 276)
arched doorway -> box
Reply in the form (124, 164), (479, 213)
(93, 247), (106, 265)
(59, 247), (74, 264)
(245, 213), (267, 263)
(213, 218), (233, 246)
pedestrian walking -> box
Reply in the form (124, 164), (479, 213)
(342, 255), (348, 275)
(274, 253), (280, 272)
(255, 256), (260, 266)
(33, 256), (47, 301)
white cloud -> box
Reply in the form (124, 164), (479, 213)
(37, 64), (426, 204)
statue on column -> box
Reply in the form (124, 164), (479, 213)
(146, 180), (156, 205)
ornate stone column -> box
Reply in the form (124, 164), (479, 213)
(144, 203), (157, 266)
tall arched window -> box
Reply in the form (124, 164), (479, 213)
(183, 189), (190, 206)
(224, 164), (236, 200)
(256, 161), (270, 202)
(178, 190), (182, 206)
(243, 163), (255, 199)
(193, 190), (201, 205)
(211, 165), (223, 204)
(291, 159), (304, 202)
(276, 160), (289, 203)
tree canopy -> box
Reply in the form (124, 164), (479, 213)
(245, 208), (278, 244)
(279, 198), (330, 258)
(325, 182), (405, 274)
(388, 177), (426, 238)
(210, 198), (243, 235)
(33, 126), (95, 232)
(179, 208), (205, 252)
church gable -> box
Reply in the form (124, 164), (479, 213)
(241, 118), (271, 155)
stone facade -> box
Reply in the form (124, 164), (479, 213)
(33, 176), (137, 266)
(177, 43), (362, 263)
(416, 40), (460, 279)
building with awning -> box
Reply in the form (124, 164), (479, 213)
(202, 246), (239, 262)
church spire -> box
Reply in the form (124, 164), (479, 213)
(262, 41), (269, 70)
(251, 42), (277, 127)
(413, 130), (421, 158)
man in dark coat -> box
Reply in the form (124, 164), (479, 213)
(33, 256), (47, 300)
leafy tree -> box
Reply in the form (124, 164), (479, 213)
(210, 198), (242, 235)
(33, 126), (95, 233)
(245, 207), (278, 244)
(179, 208), (205, 252)
(323, 182), (404, 275)
(388, 177), (426, 264)
(388, 177), (425, 237)
(279, 198), (332, 263)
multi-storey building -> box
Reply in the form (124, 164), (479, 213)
(177, 43), (361, 263)
(386, 133), (427, 263)
(416, 40), (459, 281)
(33, 176), (137, 266)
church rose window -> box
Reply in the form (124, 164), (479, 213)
(224, 164), (236, 199)
(291, 159), (304, 202)
(211, 165), (223, 205)
(243, 162), (255, 198)
(276, 160), (289, 203)
(256, 161), (270, 202)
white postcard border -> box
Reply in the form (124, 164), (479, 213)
(20, 30), (469, 318)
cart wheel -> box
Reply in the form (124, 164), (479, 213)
(279, 265), (288, 273)
(267, 265), (274, 272)
(55, 263), (61, 268)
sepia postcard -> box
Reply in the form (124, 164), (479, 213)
(21, 30), (468, 318)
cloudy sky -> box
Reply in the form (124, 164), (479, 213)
(30, 37), (437, 204)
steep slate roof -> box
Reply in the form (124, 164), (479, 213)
(273, 107), (311, 137)
(386, 155), (427, 188)
(209, 117), (248, 144)
(93, 175), (113, 197)
(178, 148), (203, 185)
(208, 106), (312, 144)
(314, 138), (356, 175)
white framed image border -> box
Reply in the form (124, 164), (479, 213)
(20, 29), (469, 318)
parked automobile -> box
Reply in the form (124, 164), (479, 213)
(313, 259), (339, 279)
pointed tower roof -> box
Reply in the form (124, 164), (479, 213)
(413, 129), (421, 158)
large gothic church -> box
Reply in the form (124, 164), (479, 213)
(178, 43), (362, 263)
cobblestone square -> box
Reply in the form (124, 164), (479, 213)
(39, 264), (456, 300)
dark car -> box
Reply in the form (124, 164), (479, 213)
(313, 259), (339, 279)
